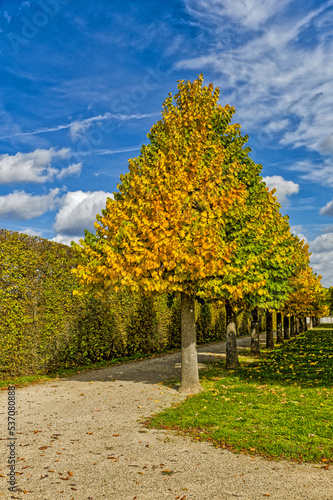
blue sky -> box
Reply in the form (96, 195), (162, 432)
(1, 0), (333, 286)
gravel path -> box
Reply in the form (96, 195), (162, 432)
(1, 335), (332, 500)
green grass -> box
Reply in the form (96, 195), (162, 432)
(146, 328), (333, 464)
(236, 328), (333, 387)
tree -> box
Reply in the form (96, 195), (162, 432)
(215, 187), (309, 364)
(324, 286), (333, 316)
(282, 266), (329, 324)
(73, 75), (255, 393)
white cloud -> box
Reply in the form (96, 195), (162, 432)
(69, 112), (157, 141)
(320, 199), (333, 216)
(0, 124), (73, 140)
(69, 113), (113, 140)
(290, 224), (308, 243)
(21, 228), (44, 237)
(0, 148), (74, 184)
(50, 234), (81, 246)
(177, 1), (333, 155)
(184, 0), (290, 30)
(53, 190), (113, 238)
(73, 146), (141, 158)
(291, 159), (333, 187)
(309, 232), (333, 287)
(56, 162), (82, 180)
(262, 175), (299, 203)
(0, 188), (60, 220)
(0, 113), (157, 142)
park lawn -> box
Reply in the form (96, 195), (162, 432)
(146, 328), (333, 464)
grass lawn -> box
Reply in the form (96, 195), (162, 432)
(146, 327), (333, 464)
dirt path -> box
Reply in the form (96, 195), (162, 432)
(1, 336), (332, 500)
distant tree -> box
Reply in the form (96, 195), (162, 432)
(325, 286), (333, 316)
(282, 266), (329, 326)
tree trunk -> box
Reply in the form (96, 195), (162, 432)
(225, 300), (240, 369)
(266, 310), (274, 349)
(276, 312), (283, 343)
(299, 316), (305, 333)
(283, 315), (290, 340)
(295, 317), (300, 335)
(272, 311), (277, 342)
(251, 307), (260, 356)
(290, 315), (295, 337)
(179, 292), (203, 394)
(309, 317), (314, 329)
(303, 317), (307, 332)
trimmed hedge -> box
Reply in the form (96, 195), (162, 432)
(0, 229), (250, 378)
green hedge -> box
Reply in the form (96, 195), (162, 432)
(0, 229), (250, 378)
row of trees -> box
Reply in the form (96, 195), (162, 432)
(73, 75), (328, 393)
(1, 229), (236, 376)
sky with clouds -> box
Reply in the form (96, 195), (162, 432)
(0, 0), (333, 286)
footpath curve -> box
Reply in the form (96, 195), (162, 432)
(0, 335), (332, 500)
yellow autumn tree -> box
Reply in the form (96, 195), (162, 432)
(282, 265), (329, 330)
